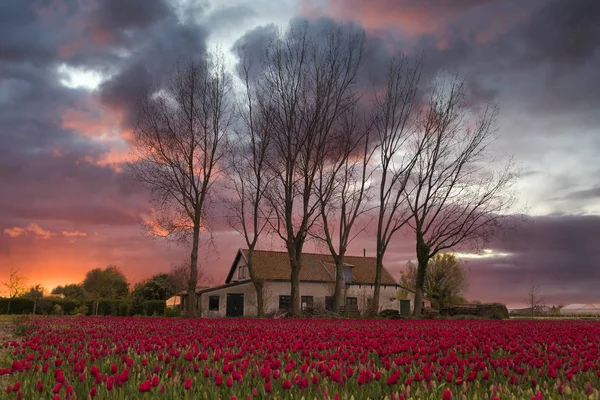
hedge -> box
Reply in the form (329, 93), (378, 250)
(0, 298), (166, 317)
(440, 303), (509, 320)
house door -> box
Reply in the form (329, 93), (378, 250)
(400, 300), (411, 316)
(226, 294), (244, 317)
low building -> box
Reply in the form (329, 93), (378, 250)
(181, 248), (429, 317)
(165, 295), (181, 309)
(509, 305), (552, 316)
(560, 304), (600, 315)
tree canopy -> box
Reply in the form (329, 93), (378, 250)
(51, 283), (88, 299)
(400, 253), (468, 309)
(83, 266), (129, 299)
(133, 273), (177, 302)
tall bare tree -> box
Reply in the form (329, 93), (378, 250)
(372, 55), (423, 315)
(129, 54), (233, 317)
(527, 279), (545, 318)
(2, 267), (27, 314)
(313, 105), (375, 313)
(405, 77), (517, 315)
(225, 49), (274, 317)
(261, 22), (365, 316)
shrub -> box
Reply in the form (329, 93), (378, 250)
(379, 309), (403, 319)
(53, 304), (63, 315)
(440, 303), (509, 320)
(0, 298), (34, 314)
(145, 300), (166, 316)
(164, 307), (181, 317)
(73, 305), (89, 315)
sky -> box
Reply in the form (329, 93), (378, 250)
(1, 0), (599, 308)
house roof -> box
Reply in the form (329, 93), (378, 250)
(225, 249), (398, 286)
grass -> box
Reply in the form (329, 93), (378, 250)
(0, 315), (14, 323)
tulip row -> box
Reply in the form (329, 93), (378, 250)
(1, 317), (599, 399)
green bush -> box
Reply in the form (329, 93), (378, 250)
(0, 297), (165, 317)
(146, 300), (166, 316)
(441, 303), (509, 320)
(73, 305), (88, 315)
(0, 298), (34, 314)
(164, 307), (181, 317)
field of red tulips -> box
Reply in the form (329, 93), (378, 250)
(1, 317), (599, 399)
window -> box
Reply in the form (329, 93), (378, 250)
(301, 296), (313, 312)
(279, 295), (291, 311)
(238, 265), (246, 280)
(346, 297), (358, 306)
(209, 296), (219, 311)
(343, 266), (353, 287)
(325, 296), (334, 311)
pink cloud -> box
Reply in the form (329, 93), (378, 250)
(3, 224), (90, 240)
(62, 231), (88, 238)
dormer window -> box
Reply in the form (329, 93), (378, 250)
(238, 265), (247, 280)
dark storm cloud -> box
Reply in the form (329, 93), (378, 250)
(463, 215), (600, 305)
(523, 0), (600, 69)
(91, 0), (171, 31)
(97, 17), (208, 128)
(0, 1), (62, 64)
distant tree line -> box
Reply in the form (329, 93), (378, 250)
(0, 264), (195, 316)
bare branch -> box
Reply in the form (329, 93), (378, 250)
(128, 53), (234, 317)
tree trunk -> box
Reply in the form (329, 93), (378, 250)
(7, 298), (12, 314)
(372, 252), (384, 316)
(290, 258), (301, 317)
(247, 249), (265, 317)
(33, 300), (37, 315)
(254, 281), (264, 318)
(413, 234), (429, 316)
(333, 257), (345, 314)
(187, 219), (201, 318)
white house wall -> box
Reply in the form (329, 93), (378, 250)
(199, 280), (424, 317)
(199, 282), (257, 318)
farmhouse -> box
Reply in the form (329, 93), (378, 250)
(181, 248), (428, 317)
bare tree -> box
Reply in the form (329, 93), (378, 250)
(225, 49), (274, 317)
(527, 279), (545, 318)
(169, 261), (215, 309)
(2, 267), (27, 314)
(372, 55), (423, 315)
(129, 54), (234, 317)
(260, 22), (365, 316)
(313, 105), (375, 313)
(404, 76), (518, 315)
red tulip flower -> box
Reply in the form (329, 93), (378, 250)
(139, 380), (151, 393)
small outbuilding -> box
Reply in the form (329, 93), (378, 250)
(165, 295), (181, 309)
(560, 304), (600, 315)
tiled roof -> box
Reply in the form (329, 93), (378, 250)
(239, 249), (398, 285)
